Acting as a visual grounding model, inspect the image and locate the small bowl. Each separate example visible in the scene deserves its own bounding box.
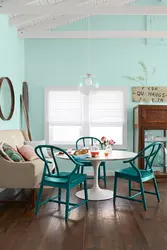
[91,151,100,158]
[104,152,109,157]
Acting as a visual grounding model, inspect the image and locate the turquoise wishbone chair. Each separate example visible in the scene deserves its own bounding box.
[76,136,107,187]
[34,145,88,221]
[113,142,163,210]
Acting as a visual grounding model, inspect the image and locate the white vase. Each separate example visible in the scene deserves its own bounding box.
[104,144,112,154]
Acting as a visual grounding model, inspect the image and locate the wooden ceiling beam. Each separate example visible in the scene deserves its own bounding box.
[9,14,38,26]
[18,15,87,32]
[3,5,167,16]
[8,0,86,26]
[8,0,136,27]
[18,30,167,38]
[1,0,26,8]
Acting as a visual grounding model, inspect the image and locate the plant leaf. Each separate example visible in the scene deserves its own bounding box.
[123,76,137,81]
[138,61,148,74]
[152,67,156,75]
[135,76,145,81]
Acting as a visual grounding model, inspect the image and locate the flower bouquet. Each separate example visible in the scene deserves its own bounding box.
[100,136,115,150]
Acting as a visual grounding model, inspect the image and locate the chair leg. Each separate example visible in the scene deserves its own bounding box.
[98,167,101,180]
[32,189,37,208]
[35,183,44,215]
[65,188,70,221]
[58,188,61,203]
[113,175,118,205]
[77,165,80,174]
[129,180,132,197]
[84,180,88,210]
[103,165,107,187]
[80,166,84,189]
[153,177,160,202]
[81,166,84,174]
[140,181,147,211]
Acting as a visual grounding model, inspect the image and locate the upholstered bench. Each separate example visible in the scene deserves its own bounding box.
[0,130,50,206]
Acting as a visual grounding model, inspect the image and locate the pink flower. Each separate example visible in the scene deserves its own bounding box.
[109,139,115,145]
[101,136,107,142]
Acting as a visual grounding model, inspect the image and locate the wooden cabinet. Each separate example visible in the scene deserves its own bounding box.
[133,105,167,180]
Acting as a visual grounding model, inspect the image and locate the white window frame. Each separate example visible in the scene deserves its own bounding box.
[45,86,128,149]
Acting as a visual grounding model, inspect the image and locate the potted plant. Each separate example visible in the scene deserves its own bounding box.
[123,61,156,103]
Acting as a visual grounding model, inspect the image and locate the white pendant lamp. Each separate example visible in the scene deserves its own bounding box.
[79,14,100,95]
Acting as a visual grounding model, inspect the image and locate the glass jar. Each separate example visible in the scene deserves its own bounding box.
[105,144,112,155]
[90,144,100,157]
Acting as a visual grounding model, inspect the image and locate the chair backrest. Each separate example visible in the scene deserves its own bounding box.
[129,142,163,171]
[35,145,81,180]
[76,136,103,149]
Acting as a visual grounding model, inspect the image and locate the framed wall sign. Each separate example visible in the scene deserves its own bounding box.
[132,86,167,103]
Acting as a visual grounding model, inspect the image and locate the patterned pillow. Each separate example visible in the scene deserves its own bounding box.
[24,140,50,158]
[17,145,38,161]
[0,143,25,162]
[0,143,11,161]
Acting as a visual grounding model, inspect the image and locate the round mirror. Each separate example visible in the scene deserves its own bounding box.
[0,77,15,120]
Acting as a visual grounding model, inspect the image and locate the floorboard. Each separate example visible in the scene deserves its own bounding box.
[0,177,167,250]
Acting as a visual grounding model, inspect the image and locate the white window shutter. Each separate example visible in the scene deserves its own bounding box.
[45,87,127,148]
[89,90,125,125]
[48,90,82,125]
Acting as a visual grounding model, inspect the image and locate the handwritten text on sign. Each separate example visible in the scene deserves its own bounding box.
[132,86,167,102]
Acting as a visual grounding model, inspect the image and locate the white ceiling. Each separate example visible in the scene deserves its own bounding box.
[1,0,167,38]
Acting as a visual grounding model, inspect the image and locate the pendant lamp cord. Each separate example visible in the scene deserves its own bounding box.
[88,14,91,74]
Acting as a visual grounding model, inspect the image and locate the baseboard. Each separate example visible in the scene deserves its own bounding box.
[0,188,5,193]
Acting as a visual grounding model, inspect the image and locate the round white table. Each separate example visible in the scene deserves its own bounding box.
[56,150,136,201]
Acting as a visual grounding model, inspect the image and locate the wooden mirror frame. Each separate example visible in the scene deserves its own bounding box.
[0,77,15,121]
[21,81,32,140]
[22,81,29,113]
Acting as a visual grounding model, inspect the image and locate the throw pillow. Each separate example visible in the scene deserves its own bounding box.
[17,145,39,161]
[0,142,11,161]
[1,142,25,162]
[24,140,50,158]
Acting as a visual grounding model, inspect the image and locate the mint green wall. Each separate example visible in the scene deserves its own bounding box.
[25,38,167,172]
[0,15,25,130]
[23,7,167,172]
[24,14,167,163]
[25,40,166,152]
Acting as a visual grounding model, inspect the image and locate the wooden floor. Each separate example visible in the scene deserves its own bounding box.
[0,177,167,250]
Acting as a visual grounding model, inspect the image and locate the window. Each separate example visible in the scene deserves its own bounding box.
[45,87,127,149]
